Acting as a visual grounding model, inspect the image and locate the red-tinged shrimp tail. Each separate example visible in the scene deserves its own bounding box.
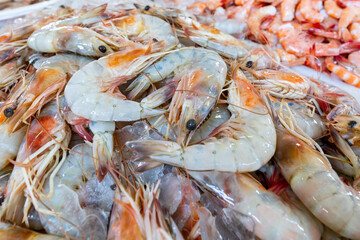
[325,57,360,87]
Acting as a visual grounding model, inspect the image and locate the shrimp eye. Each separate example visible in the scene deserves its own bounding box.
[186,119,196,131]
[98,45,107,53]
[246,61,253,68]
[3,107,14,118]
[144,5,151,11]
[348,120,357,128]
[110,184,116,191]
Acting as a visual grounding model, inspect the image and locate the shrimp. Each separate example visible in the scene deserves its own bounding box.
[0,101,71,225]
[271,101,326,139]
[190,171,323,240]
[248,5,277,44]
[348,50,360,68]
[325,57,360,87]
[172,12,250,58]
[27,5,113,56]
[0,126,26,171]
[91,13,178,51]
[108,182,177,240]
[281,0,300,21]
[127,68,276,172]
[0,58,25,88]
[89,121,115,182]
[338,6,360,40]
[129,48,226,146]
[274,130,360,239]
[350,22,360,40]
[0,54,91,133]
[64,45,170,122]
[0,222,64,240]
[38,143,114,239]
[297,0,325,23]
[324,0,343,19]
[246,69,311,99]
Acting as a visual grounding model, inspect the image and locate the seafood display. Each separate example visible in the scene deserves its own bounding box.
[0,1,359,240]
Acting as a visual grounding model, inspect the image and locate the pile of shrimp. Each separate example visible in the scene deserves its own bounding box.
[0,2,360,240]
[177,0,360,88]
[0,0,45,10]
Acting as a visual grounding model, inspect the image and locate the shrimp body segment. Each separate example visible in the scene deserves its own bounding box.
[274,131,360,239]
[127,69,276,172]
[0,126,26,171]
[28,26,113,56]
[191,171,323,240]
[65,46,168,122]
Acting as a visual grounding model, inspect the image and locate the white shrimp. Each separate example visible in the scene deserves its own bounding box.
[127,47,227,145]
[0,126,26,171]
[27,5,113,56]
[274,130,360,239]
[64,45,170,122]
[191,171,323,240]
[91,13,178,51]
[0,101,71,225]
[127,68,276,172]
[38,143,115,239]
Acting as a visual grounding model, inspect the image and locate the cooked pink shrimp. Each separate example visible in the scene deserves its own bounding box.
[351,22,360,40]
[325,57,360,87]
[348,51,360,68]
[281,0,300,21]
[324,0,343,19]
[297,0,325,23]
[274,130,360,239]
[248,5,277,43]
[338,6,360,39]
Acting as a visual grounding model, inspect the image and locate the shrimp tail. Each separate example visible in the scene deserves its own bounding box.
[340,41,360,54]
[127,140,183,167]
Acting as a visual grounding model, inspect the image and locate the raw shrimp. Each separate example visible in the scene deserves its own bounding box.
[0,54,91,133]
[0,222,64,240]
[172,12,250,58]
[27,5,113,56]
[325,57,360,87]
[64,45,170,122]
[127,68,276,172]
[0,126,26,171]
[248,5,276,44]
[190,171,323,240]
[281,0,300,21]
[271,101,326,139]
[0,58,25,88]
[246,69,311,99]
[90,121,115,182]
[92,13,178,51]
[38,143,114,239]
[127,47,227,145]
[274,130,360,239]
[108,182,176,240]
[0,101,71,225]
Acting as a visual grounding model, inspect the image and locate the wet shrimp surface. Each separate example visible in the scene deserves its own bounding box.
[0,1,359,240]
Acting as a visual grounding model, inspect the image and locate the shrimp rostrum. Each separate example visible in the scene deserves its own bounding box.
[127,67,276,172]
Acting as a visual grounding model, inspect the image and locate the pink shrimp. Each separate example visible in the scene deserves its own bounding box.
[348,51,360,68]
[297,0,325,23]
[325,57,360,87]
[324,0,343,18]
[281,0,300,21]
[248,5,277,43]
[338,6,360,40]
[351,22,360,40]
